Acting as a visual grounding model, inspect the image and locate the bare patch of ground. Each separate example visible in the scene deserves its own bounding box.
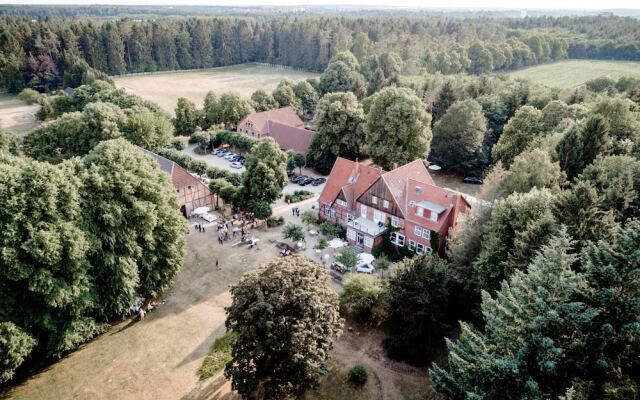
[0,94,40,136]
[113,64,318,114]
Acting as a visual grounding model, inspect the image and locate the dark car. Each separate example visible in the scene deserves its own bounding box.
[311,177,326,186]
[298,177,314,186]
[292,175,309,183]
[463,176,483,185]
[290,175,303,183]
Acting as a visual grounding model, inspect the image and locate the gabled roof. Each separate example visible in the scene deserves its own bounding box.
[319,157,382,207]
[240,106,303,133]
[140,148,207,190]
[380,160,434,218]
[406,178,471,231]
[266,121,315,154]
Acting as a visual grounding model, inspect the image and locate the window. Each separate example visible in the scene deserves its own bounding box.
[416,243,425,254]
[360,204,367,218]
[324,205,331,216]
[416,207,424,217]
[364,236,374,248]
[383,200,389,209]
[330,209,336,218]
[347,213,355,223]
[390,232,405,246]
[408,240,416,251]
[422,229,430,240]
[430,212,438,222]
[371,196,378,205]
[415,186,422,195]
[414,226,422,236]
[391,216,399,227]
[336,199,347,207]
[347,228,356,240]
[373,210,385,223]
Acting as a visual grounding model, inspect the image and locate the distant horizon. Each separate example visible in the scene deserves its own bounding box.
[2,1,640,12]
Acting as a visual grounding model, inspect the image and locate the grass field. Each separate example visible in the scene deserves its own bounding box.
[0,94,40,136]
[505,59,640,89]
[114,64,318,114]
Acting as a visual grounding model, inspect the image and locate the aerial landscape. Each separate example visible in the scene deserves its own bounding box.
[0,1,639,400]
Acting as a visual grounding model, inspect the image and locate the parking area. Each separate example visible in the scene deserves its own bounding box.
[184,144,327,210]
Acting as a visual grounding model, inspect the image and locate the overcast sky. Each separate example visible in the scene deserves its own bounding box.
[3,0,640,10]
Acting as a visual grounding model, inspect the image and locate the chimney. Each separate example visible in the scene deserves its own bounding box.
[392,162,398,170]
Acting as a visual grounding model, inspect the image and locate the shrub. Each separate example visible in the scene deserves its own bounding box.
[171,139,185,150]
[197,331,237,380]
[18,88,40,104]
[340,274,388,325]
[320,221,344,238]
[0,322,37,383]
[267,216,285,227]
[348,364,368,386]
[284,190,314,203]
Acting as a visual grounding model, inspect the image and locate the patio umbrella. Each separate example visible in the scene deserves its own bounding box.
[328,238,346,249]
[192,206,210,215]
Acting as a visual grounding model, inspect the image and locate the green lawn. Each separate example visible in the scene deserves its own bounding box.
[504,60,640,89]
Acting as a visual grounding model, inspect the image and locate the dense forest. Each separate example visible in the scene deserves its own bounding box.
[2,12,640,93]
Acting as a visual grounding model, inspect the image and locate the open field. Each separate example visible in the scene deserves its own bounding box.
[3,203,430,400]
[0,94,40,136]
[504,59,640,89]
[114,64,318,114]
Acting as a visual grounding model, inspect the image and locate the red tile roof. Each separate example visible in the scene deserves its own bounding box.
[380,160,434,218]
[266,121,315,154]
[140,148,210,192]
[405,178,470,231]
[319,157,382,208]
[239,106,303,134]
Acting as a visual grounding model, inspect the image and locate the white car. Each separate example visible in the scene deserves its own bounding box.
[214,149,225,156]
[224,153,237,160]
[356,263,375,274]
[230,161,242,169]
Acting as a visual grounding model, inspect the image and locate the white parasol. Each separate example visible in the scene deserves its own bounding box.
[192,206,210,215]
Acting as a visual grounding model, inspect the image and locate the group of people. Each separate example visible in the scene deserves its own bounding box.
[194,222,206,232]
[292,207,301,217]
[216,216,251,245]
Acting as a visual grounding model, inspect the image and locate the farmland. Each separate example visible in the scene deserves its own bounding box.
[114,64,318,114]
[504,59,640,89]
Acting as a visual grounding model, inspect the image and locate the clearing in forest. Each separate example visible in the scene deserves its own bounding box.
[0,94,41,136]
[113,64,319,114]
[504,59,640,89]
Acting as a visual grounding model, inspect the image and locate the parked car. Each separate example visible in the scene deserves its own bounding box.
[230,155,243,162]
[298,177,314,186]
[311,177,326,186]
[224,153,237,160]
[356,263,375,274]
[290,175,307,183]
[463,176,483,185]
[214,149,226,157]
[230,162,243,169]
[330,261,350,274]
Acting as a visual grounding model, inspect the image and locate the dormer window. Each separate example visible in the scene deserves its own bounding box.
[415,186,422,195]
[416,207,424,217]
[430,212,438,222]
[372,196,378,205]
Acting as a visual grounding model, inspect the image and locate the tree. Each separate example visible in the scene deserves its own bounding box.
[578,155,640,221]
[590,98,640,152]
[432,99,486,171]
[307,92,365,173]
[375,256,391,278]
[0,322,37,383]
[250,89,278,112]
[238,137,288,206]
[335,247,359,271]
[293,80,319,114]
[492,105,542,168]
[339,274,388,324]
[272,81,300,111]
[385,255,459,364]
[224,256,342,399]
[500,148,566,196]
[293,152,305,174]
[318,60,366,98]
[216,92,254,129]
[467,42,493,74]
[283,223,304,244]
[18,88,40,104]
[190,130,211,150]
[431,232,592,399]
[173,97,198,136]
[580,114,611,167]
[123,106,173,149]
[202,91,219,129]
[431,80,457,124]
[365,87,432,170]
[367,67,386,95]
[301,210,318,230]
[474,187,558,292]
[80,139,186,317]
[0,128,20,155]
[556,124,585,180]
